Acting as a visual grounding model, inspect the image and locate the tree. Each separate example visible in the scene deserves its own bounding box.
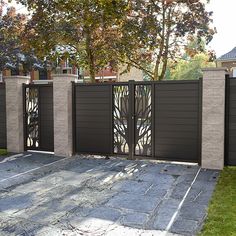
[0,2,29,73]
[19,0,215,82]
[19,0,129,82]
[117,0,215,80]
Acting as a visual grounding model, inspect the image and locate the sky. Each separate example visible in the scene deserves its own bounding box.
[207,0,236,57]
[8,0,236,58]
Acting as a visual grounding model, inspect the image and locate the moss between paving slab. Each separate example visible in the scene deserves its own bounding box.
[0,149,8,156]
[200,167,236,236]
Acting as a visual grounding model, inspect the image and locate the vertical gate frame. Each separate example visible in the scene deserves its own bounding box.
[128,80,135,160]
[110,84,114,156]
[23,84,27,151]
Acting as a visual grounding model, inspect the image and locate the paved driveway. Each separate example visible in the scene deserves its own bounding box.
[0,153,219,236]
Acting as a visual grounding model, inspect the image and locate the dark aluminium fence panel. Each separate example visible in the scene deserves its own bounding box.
[74,83,113,155]
[0,83,6,149]
[154,81,201,163]
[225,77,236,166]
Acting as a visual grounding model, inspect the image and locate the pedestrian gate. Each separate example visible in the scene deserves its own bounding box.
[73,80,201,163]
[23,84,54,152]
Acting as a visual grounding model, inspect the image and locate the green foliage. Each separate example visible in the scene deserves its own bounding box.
[0,149,8,156]
[0,4,26,71]
[0,2,39,73]
[170,53,215,80]
[200,167,236,236]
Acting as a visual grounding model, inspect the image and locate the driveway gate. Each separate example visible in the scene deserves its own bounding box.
[23,83,54,152]
[73,80,201,163]
[0,83,6,149]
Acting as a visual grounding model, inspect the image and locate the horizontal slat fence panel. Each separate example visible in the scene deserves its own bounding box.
[39,86,54,152]
[74,84,112,154]
[226,78,236,165]
[154,81,200,162]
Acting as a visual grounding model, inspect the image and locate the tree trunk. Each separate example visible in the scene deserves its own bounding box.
[85,30,96,83]
[153,3,167,81]
[159,8,172,80]
[153,62,160,81]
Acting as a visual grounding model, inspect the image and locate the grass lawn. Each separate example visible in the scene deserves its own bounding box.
[200,167,236,236]
[0,149,8,156]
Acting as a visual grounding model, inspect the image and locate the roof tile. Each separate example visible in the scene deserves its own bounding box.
[218,47,236,60]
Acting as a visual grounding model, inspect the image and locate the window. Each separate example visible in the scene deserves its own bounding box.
[39,70,48,80]
[11,68,19,76]
[233,68,236,78]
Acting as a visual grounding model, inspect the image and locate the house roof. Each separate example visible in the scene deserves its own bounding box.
[218,47,236,61]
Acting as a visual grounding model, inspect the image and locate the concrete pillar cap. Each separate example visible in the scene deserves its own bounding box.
[4,75,30,80]
[202,67,228,72]
[51,74,78,79]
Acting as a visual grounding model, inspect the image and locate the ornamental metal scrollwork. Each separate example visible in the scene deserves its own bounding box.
[25,87,39,149]
[113,85,129,154]
[135,85,152,156]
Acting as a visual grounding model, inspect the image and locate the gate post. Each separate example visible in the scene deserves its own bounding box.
[52,74,77,157]
[4,76,30,153]
[201,68,227,170]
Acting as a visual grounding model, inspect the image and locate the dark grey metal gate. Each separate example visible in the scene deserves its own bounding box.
[225,77,236,165]
[23,84,54,152]
[73,80,201,163]
[0,83,6,149]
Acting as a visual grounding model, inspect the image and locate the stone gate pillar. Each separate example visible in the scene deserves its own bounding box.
[52,74,77,157]
[202,68,227,170]
[5,76,30,153]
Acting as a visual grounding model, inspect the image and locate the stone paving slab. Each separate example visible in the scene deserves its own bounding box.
[0,153,219,236]
[106,192,162,213]
[120,212,149,228]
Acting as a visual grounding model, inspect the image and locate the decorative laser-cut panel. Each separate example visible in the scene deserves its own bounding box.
[135,85,152,156]
[25,87,39,149]
[113,85,129,154]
